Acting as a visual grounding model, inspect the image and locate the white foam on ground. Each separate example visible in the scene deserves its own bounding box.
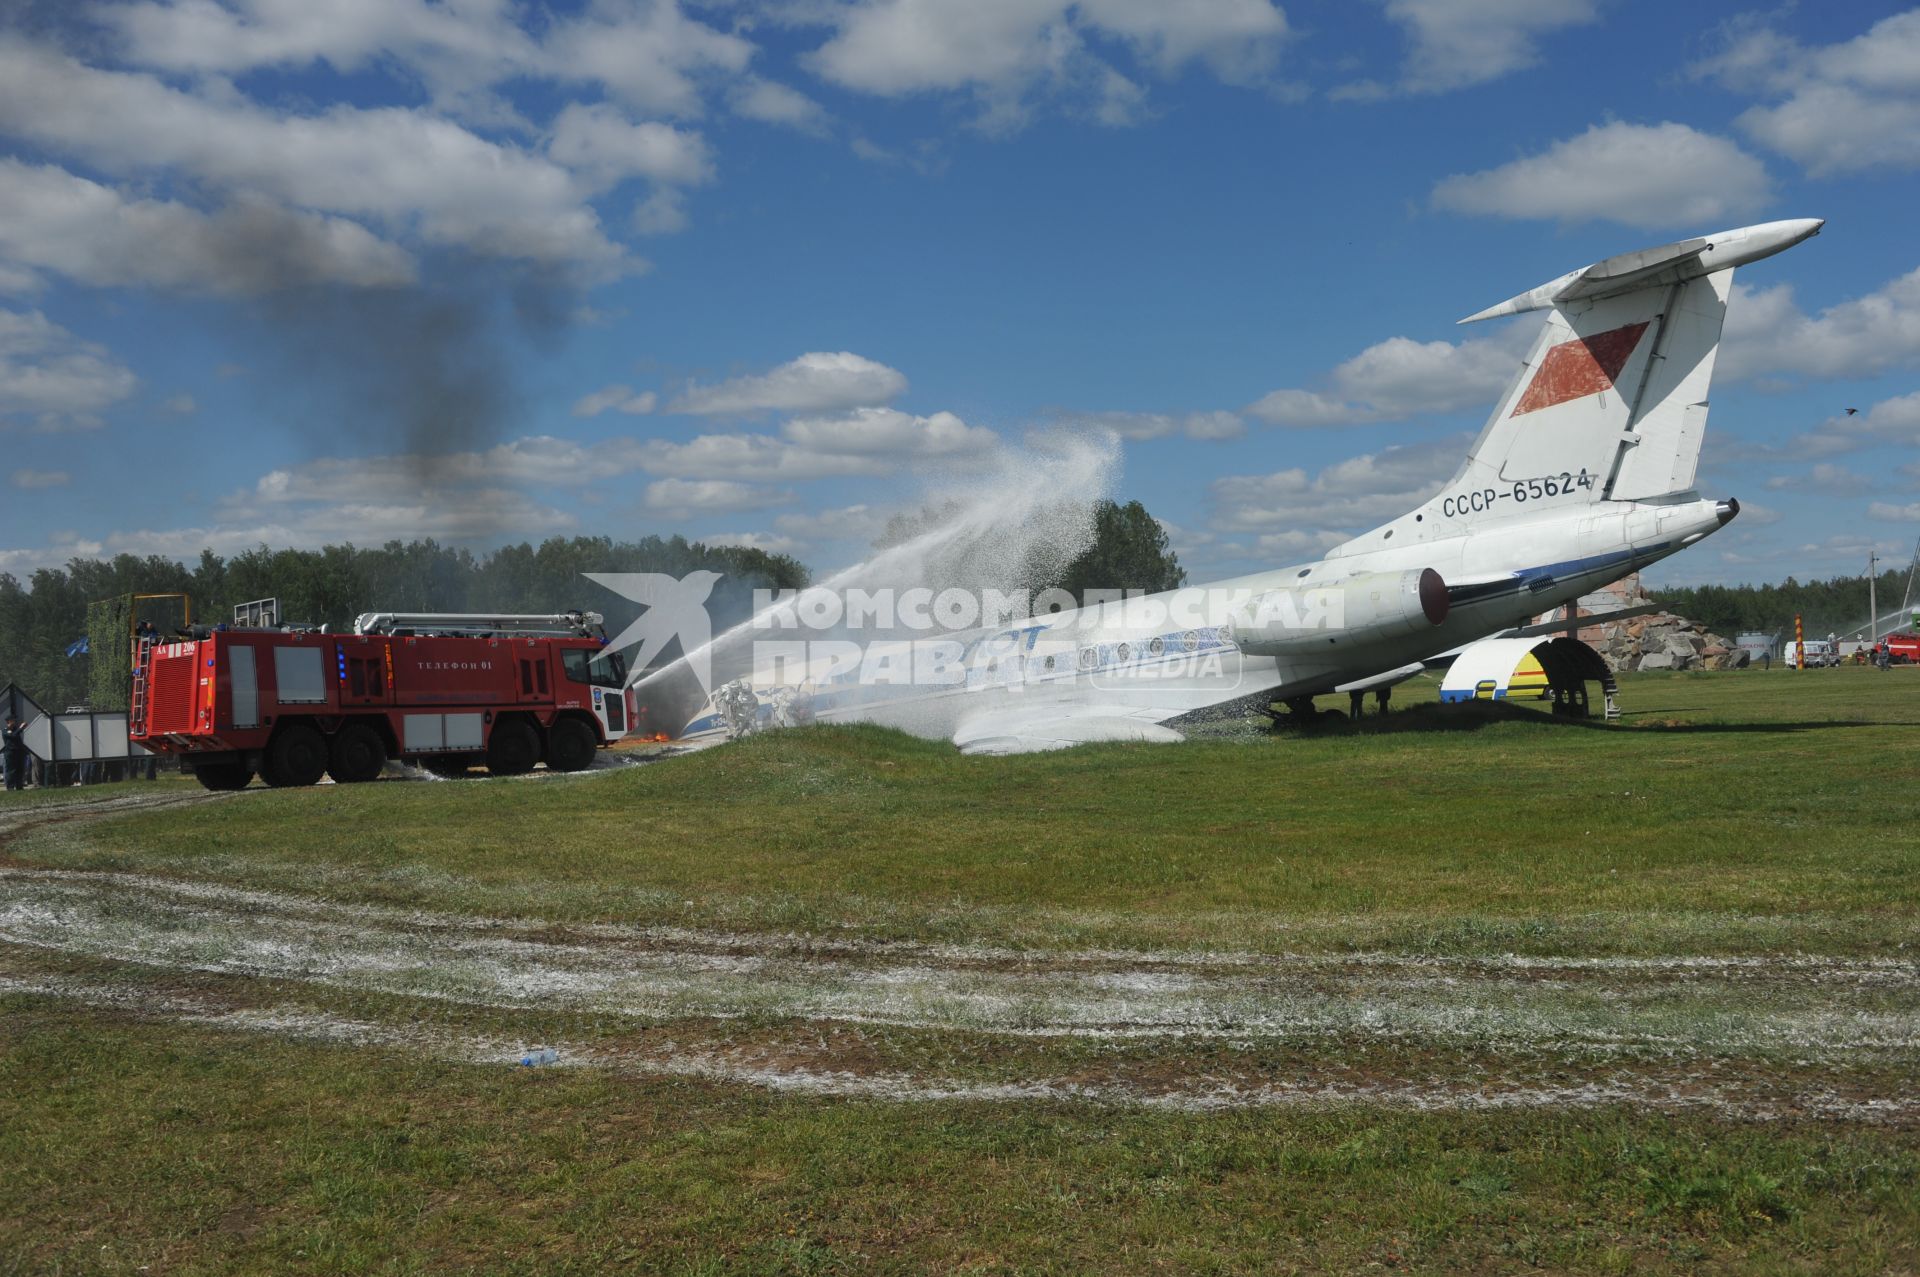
[4,972,1911,1122]
[2,867,1916,1055]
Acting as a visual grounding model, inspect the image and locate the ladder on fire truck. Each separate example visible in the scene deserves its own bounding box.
[351,611,606,638]
[123,592,191,738]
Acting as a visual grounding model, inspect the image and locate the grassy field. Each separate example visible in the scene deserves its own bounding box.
[14,665,1917,954]
[2,666,1917,1273]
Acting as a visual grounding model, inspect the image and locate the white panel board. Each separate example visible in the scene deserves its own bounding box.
[229,645,259,729]
[444,713,484,750]
[274,645,327,704]
[54,716,92,761]
[95,713,130,759]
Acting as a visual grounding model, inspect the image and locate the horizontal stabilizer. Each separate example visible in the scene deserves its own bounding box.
[1503,603,1665,639]
[1334,662,1426,694]
[1459,219,1822,324]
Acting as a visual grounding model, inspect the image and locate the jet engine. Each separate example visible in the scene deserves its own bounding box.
[1225,568,1449,656]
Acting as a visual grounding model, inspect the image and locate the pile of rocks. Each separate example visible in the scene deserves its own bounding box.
[1588,611,1746,672]
[1539,574,1746,672]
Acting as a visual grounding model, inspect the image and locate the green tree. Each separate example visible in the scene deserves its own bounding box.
[1051,499,1186,602]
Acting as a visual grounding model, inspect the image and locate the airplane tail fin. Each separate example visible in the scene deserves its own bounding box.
[1448,219,1821,506]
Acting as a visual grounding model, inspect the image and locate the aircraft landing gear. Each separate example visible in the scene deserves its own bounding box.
[1279,696,1314,724]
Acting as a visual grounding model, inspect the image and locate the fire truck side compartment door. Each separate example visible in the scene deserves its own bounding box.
[404,714,444,751]
[229,645,259,729]
[445,713,484,750]
[274,646,327,705]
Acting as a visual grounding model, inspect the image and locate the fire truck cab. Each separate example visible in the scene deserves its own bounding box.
[131,611,635,790]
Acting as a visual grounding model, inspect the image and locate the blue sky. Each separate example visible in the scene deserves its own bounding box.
[2,0,1917,588]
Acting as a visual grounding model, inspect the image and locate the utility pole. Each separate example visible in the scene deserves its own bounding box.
[1868,551,1878,644]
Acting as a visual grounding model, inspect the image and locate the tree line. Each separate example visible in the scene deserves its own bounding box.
[1653,563,1918,641]
[0,536,808,712]
[2,499,1191,712]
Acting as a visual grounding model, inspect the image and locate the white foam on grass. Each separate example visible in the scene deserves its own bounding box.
[6,866,1912,980]
[3,868,1916,1056]
[5,972,1912,1123]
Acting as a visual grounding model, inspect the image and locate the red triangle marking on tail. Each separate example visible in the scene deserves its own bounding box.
[1510,322,1649,417]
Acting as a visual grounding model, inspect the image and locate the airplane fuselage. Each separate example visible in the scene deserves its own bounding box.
[679,494,1732,746]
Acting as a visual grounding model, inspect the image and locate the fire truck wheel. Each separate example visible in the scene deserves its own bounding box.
[546,717,597,772]
[194,761,254,791]
[262,724,328,788]
[328,723,388,784]
[486,719,539,776]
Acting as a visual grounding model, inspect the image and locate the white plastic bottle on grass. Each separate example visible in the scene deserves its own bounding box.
[520,1047,558,1067]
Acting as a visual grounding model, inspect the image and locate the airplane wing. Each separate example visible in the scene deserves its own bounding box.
[952,704,1185,755]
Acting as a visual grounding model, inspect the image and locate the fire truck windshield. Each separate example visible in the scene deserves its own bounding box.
[563,647,627,688]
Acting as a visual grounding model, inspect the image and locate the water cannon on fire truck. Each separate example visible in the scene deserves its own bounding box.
[130,599,638,790]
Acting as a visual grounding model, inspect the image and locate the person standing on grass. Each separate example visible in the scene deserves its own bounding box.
[3,716,26,791]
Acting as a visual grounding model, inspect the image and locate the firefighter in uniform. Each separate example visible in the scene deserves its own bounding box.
[3,716,27,791]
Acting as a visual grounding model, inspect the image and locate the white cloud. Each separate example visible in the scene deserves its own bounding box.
[729,77,832,134]
[163,394,198,415]
[699,531,801,555]
[781,406,996,456]
[101,0,753,122]
[1696,11,1920,176]
[1,482,584,576]
[631,189,691,237]
[1785,394,1920,459]
[166,493,581,555]
[0,159,417,295]
[99,0,535,93]
[1764,463,1872,497]
[643,403,999,483]
[1210,436,1467,540]
[1050,410,1244,440]
[1738,85,1920,177]
[546,103,713,190]
[0,39,626,272]
[1431,122,1772,230]
[800,0,1287,129]
[1377,0,1597,94]
[0,308,138,430]
[10,468,71,489]
[0,262,43,295]
[1074,0,1291,81]
[572,385,658,417]
[642,478,792,516]
[642,432,893,482]
[1247,322,1531,426]
[245,435,650,505]
[217,391,993,514]
[669,351,909,415]
[773,503,892,545]
[540,2,754,117]
[1249,528,1349,557]
[1869,501,1920,523]
[1721,268,1920,383]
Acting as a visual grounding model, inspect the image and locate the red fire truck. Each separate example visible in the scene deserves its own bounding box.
[131,611,635,790]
